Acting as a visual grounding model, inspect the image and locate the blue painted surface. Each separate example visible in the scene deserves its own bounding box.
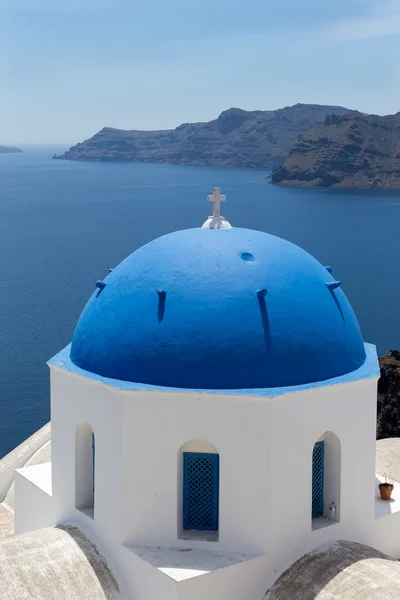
[49,342,379,396]
[183,452,219,532]
[70,227,366,389]
[92,432,95,492]
[312,441,324,518]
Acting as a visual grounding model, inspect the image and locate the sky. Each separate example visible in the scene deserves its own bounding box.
[1,0,400,145]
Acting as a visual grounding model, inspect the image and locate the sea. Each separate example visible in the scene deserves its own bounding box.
[0,146,399,457]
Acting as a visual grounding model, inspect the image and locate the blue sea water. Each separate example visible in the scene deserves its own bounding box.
[0,147,399,457]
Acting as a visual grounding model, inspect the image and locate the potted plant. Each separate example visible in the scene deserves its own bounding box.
[379,465,394,500]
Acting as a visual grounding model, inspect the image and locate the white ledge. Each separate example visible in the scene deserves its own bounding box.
[16,463,52,497]
[125,544,264,582]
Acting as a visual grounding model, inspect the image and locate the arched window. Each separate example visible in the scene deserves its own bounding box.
[75,422,95,518]
[177,439,219,541]
[312,431,341,530]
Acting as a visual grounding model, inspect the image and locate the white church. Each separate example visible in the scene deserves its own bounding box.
[2,188,400,599]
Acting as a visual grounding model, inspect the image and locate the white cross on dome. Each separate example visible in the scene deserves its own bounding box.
[207,187,226,217]
[202,187,232,229]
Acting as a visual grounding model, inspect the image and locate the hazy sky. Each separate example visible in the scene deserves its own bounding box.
[2,0,400,145]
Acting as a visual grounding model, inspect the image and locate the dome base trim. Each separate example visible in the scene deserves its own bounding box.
[49,343,379,398]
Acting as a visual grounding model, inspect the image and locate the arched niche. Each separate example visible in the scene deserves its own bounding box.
[177,439,219,542]
[312,431,341,530]
[75,422,95,518]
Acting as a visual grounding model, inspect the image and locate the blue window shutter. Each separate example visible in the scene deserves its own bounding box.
[183,452,219,531]
[92,433,95,492]
[312,441,324,518]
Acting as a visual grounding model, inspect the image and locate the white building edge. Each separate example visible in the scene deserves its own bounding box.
[1,188,400,599]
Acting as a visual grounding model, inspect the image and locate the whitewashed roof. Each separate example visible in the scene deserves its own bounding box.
[0,524,122,600]
[265,540,400,600]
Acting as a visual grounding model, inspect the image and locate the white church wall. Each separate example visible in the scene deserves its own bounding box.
[120,389,272,553]
[14,464,54,534]
[49,367,124,542]
[47,364,379,566]
[119,545,179,600]
[0,422,51,502]
[270,376,376,532]
[262,374,379,584]
[176,554,270,600]
[372,510,400,557]
[13,362,380,600]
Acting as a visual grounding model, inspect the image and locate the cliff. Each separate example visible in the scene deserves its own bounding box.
[53,104,348,169]
[377,350,400,439]
[271,111,400,188]
[0,146,22,154]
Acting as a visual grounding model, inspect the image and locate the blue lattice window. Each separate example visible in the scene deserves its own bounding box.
[92,432,95,493]
[183,452,219,531]
[312,441,324,518]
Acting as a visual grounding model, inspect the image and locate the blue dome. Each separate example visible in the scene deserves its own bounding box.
[70,227,366,390]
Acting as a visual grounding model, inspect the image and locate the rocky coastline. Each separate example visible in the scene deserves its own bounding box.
[53,103,348,170]
[378,350,400,439]
[271,111,400,189]
[53,105,400,189]
[0,146,22,153]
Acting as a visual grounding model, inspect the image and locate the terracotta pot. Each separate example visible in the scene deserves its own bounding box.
[379,483,394,500]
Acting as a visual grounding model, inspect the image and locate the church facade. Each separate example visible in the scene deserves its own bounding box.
[2,189,400,599]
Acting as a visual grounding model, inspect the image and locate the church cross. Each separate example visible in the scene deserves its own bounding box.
[207,187,226,217]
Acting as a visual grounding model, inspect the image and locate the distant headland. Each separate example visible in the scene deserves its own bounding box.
[0,146,22,154]
[52,103,349,170]
[53,104,400,189]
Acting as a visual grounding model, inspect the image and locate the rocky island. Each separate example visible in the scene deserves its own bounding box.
[377,350,400,439]
[271,111,400,188]
[53,103,348,169]
[0,146,22,153]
